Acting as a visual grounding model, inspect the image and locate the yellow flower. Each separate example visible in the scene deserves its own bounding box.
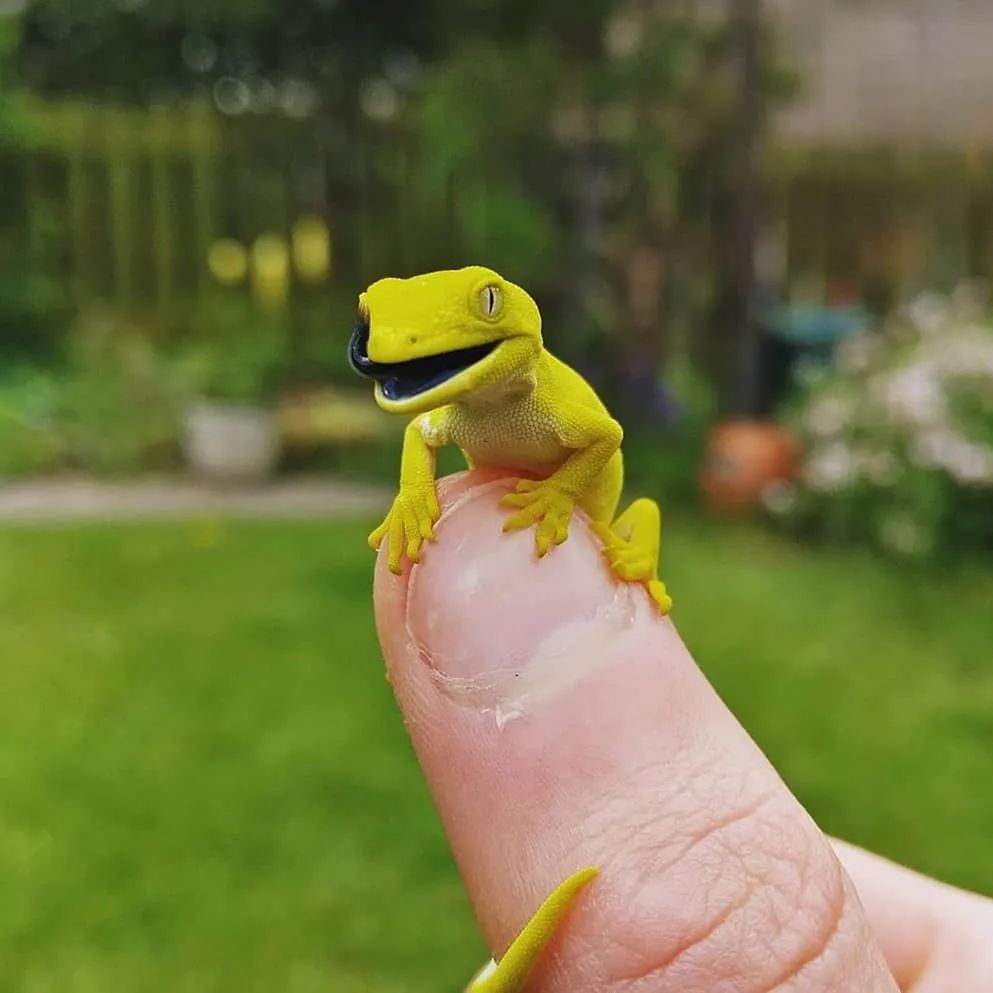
[251,234,290,311]
[207,239,248,285]
[292,215,332,284]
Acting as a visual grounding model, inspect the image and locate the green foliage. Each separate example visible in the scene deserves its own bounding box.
[0,251,70,364]
[180,294,291,405]
[7,0,796,424]
[400,3,792,414]
[18,0,447,102]
[58,315,185,473]
[0,516,989,990]
[622,357,717,506]
[1,18,70,363]
[455,180,558,282]
[290,290,365,387]
[0,312,185,477]
[403,39,564,283]
[0,18,25,143]
[0,366,65,477]
[776,289,993,558]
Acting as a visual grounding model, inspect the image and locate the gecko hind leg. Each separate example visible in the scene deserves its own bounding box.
[593,497,672,615]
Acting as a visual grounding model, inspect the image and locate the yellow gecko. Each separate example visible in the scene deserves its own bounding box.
[350,264,671,614]
[350,265,672,991]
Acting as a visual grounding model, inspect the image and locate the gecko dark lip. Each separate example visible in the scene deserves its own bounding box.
[348,317,500,401]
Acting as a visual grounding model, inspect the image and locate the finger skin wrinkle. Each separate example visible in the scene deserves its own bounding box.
[649,788,781,884]
[542,797,857,993]
[763,882,850,993]
[606,883,755,991]
[586,788,780,985]
[579,752,778,877]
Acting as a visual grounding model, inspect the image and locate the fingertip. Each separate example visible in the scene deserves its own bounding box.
[370,473,895,993]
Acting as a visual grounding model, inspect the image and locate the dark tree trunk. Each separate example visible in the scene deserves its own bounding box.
[729,0,763,416]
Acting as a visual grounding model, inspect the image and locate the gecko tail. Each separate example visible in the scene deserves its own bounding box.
[466,867,599,993]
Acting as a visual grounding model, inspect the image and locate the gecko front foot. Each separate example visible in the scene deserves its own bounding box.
[500,478,575,557]
[369,483,441,574]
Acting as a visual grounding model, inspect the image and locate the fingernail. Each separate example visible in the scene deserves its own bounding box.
[405,481,642,722]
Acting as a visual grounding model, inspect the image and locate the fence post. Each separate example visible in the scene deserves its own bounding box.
[65,112,90,306]
[150,105,175,326]
[191,101,217,299]
[107,107,135,312]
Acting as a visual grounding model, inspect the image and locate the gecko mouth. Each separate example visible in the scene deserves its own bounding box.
[348,317,500,401]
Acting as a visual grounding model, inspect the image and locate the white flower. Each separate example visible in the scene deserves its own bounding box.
[950,279,990,320]
[871,363,947,427]
[604,13,643,58]
[863,450,900,487]
[945,440,993,487]
[910,429,960,470]
[905,292,950,334]
[803,442,858,493]
[878,512,934,558]
[804,395,852,438]
[935,331,993,381]
[836,333,880,375]
[760,480,796,515]
[360,78,401,122]
[910,429,993,486]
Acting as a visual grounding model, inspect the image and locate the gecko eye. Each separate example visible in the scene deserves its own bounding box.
[479,284,503,319]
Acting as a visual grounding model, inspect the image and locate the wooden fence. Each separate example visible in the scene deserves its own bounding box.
[3,97,351,327]
[5,96,993,341]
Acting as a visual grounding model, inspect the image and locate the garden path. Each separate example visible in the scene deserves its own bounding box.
[0,476,390,521]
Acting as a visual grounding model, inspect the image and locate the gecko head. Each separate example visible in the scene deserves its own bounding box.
[349,266,543,415]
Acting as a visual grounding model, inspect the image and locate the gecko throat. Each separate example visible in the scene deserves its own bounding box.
[349,317,500,401]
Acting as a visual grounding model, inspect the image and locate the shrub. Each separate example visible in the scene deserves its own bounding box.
[774,288,993,559]
[0,311,185,478]
[58,313,186,473]
[180,294,291,406]
[0,366,65,477]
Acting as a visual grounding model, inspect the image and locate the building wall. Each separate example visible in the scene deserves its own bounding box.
[768,0,993,145]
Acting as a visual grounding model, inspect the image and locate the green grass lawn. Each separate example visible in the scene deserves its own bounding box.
[0,515,991,992]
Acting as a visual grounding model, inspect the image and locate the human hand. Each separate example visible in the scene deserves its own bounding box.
[373,470,993,992]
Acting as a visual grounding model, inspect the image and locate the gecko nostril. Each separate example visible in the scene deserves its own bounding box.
[409,335,418,345]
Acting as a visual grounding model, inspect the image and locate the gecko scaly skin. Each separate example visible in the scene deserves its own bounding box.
[350,266,671,991]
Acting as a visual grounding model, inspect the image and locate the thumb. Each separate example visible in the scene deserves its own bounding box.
[374,471,898,993]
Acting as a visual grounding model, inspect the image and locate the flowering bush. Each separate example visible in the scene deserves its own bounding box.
[773,288,993,559]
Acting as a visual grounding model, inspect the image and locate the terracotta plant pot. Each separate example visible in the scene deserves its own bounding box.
[183,400,280,483]
[699,420,797,514]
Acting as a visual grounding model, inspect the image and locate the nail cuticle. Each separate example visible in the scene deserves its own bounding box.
[403,478,645,726]
[409,586,638,727]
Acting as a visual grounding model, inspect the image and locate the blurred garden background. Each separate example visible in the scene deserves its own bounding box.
[0,0,992,990]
